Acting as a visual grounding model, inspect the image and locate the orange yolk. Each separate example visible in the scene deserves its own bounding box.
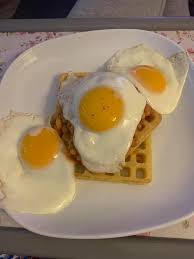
[79,86,124,132]
[20,127,60,169]
[131,65,166,93]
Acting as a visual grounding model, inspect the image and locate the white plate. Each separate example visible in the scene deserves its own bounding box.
[0,29,194,239]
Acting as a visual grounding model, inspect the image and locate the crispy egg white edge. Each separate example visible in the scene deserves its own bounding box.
[106,45,189,114]
[0,112,76,214]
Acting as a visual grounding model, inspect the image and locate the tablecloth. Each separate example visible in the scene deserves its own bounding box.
[0,31,194,239]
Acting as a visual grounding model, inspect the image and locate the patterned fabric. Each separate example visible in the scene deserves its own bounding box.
[0,31,194,239]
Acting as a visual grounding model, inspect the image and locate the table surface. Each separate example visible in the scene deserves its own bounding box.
[0,227,194,259]
[0,18,194,258]
[0,17,194,32]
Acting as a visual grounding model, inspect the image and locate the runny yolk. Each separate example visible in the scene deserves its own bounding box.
[20,127,60,169]
[79,86,124,132]
[131,65,166,93]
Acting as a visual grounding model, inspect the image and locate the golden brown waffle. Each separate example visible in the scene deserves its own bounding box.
[75,136,152,184]
[51,72,161,184]
[129,105,161,155]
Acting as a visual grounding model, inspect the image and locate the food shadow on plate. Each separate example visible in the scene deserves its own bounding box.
[43,74,59,118]
[96,64,106,72]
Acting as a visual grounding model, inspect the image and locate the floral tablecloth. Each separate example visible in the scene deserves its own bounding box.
[0,31,194,239]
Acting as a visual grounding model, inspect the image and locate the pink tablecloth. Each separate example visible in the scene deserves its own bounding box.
[0,31,194,239]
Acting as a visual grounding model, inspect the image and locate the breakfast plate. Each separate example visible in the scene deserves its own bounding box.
[0,29,194,238]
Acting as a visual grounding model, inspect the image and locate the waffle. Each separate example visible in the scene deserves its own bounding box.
[129,105,161,155]
[74,136,152,184]
[51,72,162,184]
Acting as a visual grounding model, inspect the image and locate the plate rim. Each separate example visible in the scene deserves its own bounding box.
[5,209,194,239]
[1,29,193,238]
[0,28,191,88]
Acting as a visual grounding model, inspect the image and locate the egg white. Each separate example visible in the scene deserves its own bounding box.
[58,72,146,173]
[0,112,75,214]
[106,44,189,114]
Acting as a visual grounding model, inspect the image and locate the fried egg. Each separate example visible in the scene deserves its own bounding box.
[58,72,146,173]
[106,45,189,114]
[0,112,75,214]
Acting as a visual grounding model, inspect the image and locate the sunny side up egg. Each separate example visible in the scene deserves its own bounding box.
[0,112,75,214]
[106,45,189,114]
[58,72,146,173]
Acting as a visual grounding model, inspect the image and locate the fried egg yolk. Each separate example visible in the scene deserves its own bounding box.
[20,127,61,168]
[131,65,166,93]
[79,86,124,132]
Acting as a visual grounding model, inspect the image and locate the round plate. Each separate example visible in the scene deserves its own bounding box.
[0,29,194,239]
